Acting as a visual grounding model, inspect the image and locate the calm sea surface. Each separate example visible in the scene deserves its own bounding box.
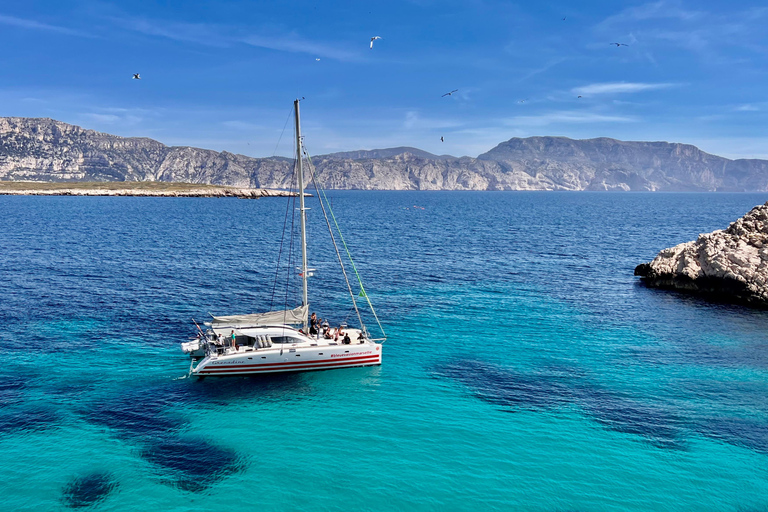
[2,191,768,511]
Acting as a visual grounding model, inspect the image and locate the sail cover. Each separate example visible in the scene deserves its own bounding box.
[211,305,308,328]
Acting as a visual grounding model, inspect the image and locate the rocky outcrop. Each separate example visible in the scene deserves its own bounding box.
[3,117,768,191]
[635,203,768,307]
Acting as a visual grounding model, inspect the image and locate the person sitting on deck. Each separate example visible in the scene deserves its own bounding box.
[324,326,332,339]
[342,333,351,344]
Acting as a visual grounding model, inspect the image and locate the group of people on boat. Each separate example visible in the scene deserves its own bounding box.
[308,312,362,344]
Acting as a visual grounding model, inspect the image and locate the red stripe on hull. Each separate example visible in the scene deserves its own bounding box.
[207,353,378,370]
[196,355,381,375]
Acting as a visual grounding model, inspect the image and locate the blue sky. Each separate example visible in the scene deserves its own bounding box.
[1,0,767,159]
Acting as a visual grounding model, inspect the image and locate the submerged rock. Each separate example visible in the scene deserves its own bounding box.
[635,202,768,307]
[61,471,118,508]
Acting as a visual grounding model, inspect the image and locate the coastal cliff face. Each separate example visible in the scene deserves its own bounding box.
[635,203,768,307]
[2,117,768,191]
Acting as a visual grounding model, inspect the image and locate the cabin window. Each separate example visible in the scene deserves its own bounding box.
[234,335,251,346]
[270,336,303,344]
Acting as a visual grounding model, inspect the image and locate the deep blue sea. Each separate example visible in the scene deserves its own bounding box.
[2,191,768,511]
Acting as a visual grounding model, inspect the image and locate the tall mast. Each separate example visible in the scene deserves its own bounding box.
[294,99,309,333]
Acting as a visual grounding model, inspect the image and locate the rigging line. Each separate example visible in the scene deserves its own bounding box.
[271,105,295,157]
[302,148,364,333]
[305,148,386,339]
[282,156,300,332]
[307,150,374,333]
[269,146,298,310]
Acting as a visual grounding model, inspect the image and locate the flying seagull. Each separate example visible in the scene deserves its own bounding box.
[370,36,382,49]
[316,58,320,61]
[562,16,566,20]
[132,73,141,79]
[442,89,458,97]
[577,95,582,98]
[441,136,444,142]
[611,42,628,47]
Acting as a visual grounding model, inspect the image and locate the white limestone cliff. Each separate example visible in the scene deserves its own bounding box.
[635,202,768,306]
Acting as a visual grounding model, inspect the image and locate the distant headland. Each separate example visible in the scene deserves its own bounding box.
[0,181,295,198]
[3,116,768,191]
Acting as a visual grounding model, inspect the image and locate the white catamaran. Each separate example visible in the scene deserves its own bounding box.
[181,99,385,377]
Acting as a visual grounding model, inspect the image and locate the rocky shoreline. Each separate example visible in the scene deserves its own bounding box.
[635,202,768,308]
[0,186,296,198]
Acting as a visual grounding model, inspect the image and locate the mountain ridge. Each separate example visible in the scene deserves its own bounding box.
[1,116,767,191]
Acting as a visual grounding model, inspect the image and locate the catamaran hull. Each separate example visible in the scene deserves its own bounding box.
[192,344,382,377]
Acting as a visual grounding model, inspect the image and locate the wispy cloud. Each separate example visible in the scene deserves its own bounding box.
[106,12,361,60]
[221,120,265,131]
[595,2,768,61]
[503,111,636,127]
[0,13,90,37]
[78,112,144,127]
[402,110,462,130]
[113,17,229,47]
[573,82,676,95]
[241,33,360,61]
[517,58,566,83]
[599,0,704,27]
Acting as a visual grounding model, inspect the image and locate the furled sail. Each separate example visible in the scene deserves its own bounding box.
[211,305,308,328]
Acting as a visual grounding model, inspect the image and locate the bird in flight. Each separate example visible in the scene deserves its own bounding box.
[577,95,582,98]
[132,73,141,80]
[315,58,320,61]
[441,136,444,142]
[562,16,566,20]
[611,42,628,47]
[442,89,458,97]
[370,36,382,49]
[519,98,528,103]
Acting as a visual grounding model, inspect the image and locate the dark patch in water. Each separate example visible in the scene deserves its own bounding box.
[439,360,576,411]
[61,471,118,508]
[87,397,182,440]
[141,434,245,492]
[0,380,27,408]
[437,359,686,449]
[699,417,768,455]
[81,380,277,491]
[0,407,60,434]
[578,389,685,449]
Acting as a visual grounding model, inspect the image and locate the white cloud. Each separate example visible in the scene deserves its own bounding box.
[0,13,90,37]
[79,112,144,126]
[241,33,360,61]
[572,82,676,95]
[221,120,265,130]
[107,14,360,60]
[402,110,463,130]
[599,1,704,27]
[116,17,229,47]
[503,111,636,127]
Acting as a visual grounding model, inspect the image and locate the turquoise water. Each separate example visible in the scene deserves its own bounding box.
[2,192,768,510]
